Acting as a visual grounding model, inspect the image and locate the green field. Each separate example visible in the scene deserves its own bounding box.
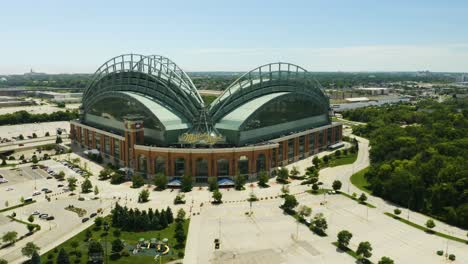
[40,217,190,264]
[350,167,372,194]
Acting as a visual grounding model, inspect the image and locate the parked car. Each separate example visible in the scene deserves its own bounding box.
[6,187,13,191]
[46,176,53,179]
[45,190,53,194]
[39,214,48,219]
[46,216,55,221]
[82,217,89,223]
[57,184,64,188]
[90,213,97,218]
[32,191,41,196]
[41,188,48,192]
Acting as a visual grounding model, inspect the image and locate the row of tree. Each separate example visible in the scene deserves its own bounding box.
[111,203,174,232]
[0,110,78,126]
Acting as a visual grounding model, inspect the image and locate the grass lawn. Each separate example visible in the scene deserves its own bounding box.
[384,212,468,244]
[40,217,190,264]
[328,152,358,167]
[350,167,372,194]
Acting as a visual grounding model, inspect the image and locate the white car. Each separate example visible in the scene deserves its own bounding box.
[0,178,8,183]
[6,187,13,191]
[31,211,40,216]
[32,191,41,196]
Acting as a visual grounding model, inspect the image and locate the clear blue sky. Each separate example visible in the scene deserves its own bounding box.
[1,0,467,74]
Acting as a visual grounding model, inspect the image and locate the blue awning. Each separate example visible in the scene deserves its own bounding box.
[218,178,235,186]
[167,179,182,187]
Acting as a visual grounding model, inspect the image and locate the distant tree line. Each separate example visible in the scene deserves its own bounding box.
[344,98,468,228]
[111,203,174,232]
[0,110,78,125]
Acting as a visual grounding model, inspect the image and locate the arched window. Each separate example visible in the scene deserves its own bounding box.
[155,156,166,175]
[174,157,185,177]
[138,155,147,173]
[238,156,249,175]
[195,158,208,177]
[217,159,229,177]
[256,154,266,172]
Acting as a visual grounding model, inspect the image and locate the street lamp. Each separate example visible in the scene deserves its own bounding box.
[103,222,109,264]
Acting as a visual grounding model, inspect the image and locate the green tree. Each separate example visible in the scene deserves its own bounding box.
[131,174,145,188]
[297,205,312,220]
[32,133,37,138]
[111,239,124,253]
[153,173,167,190]
[57,248,70,264]
[27,224,35,233]
[356,241,373,261]
[18,134,24,140]
[208,177,218,192]
[233,174,246,190]
[290,166,300,178]
[311,213,328,235]
[55,136,62,144]
[57,171,65,181]
[312,183,319,193]
[358,193,367,203]
[138,189,150,203]
[258,171,269,187]
[0,259,7,264]
[70,241,79,253]
[45,132,50,136]
[312,156,320,168]
[332,180,342,191]
[323,155,330,165]
[378,256,394,264]
[94,186,99,196]
[174,221,186,247]
[21,242,40,258]
[98,168,113,180]
[181,174,193,192]
[394,208,401,216]
[2,231,18,245]
[276,167,289,183]
[31,251,40,264]
[280,184,290,197]
[88,240,104,256]
[281,194,298,214]
[212,189,222,204]
[67,177,77,192]
[94,217,104,228]
[176,208,186,222]
[81,177,93,193]
[28,215,34,223]
[337,230,352,249]
[425,219,436,231]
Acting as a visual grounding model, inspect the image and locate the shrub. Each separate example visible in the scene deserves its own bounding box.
[436,250,443,256]
[394,208,402,215]
[448,254,455,261]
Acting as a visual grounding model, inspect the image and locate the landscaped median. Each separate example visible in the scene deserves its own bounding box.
[0,200,36,213]
[383,212,468,244]
[331,242,374,264]
[350,167,372,194]
[339,191,376,208]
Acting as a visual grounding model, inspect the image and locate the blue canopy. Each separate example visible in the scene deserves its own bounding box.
[167,179,182,187]
[218,178,235,186]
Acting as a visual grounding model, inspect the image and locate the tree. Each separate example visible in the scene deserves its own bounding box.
[165,207,174,224]
[233,174,246,190]
[174,193,186,204]
[312,183,319,193]
[70,241,79,253]
[138,189,150,203]
[311,213,328,235]
[358,193,367,203]
[208,177,218,192]
[378,256,394,264]
[258,171,269,187]
[337,230,352,249]
[94,186,99,196]
[297,205,312,220]
[323,155,330,164]
[290,166,300,178]
[332,180,342,192]
[31,155,38,164]
[0,259,7,264]
[81,177,93,193]
[2,231,17,245]
[32,133,37,138]
[57,248,70,264]
[98,168,113,180]
[176,208,186,222]
[57,171,65,180]
[153,173,167,190]
[88,239,104,255]
[94,217,104,228]
[312,156,320,168]
[55,136,62,144]
[356,241,373,262]
[45,132,50,136]
[27,224,35,233]
[276,167,289,183]
[131,174,145,188]
[212,189,222,204]
[181,174,193,192]
[280,185,290,197]
[31,251,40,264]
[19,134,24,140]
[174,221,186,247]
[110,172,125,184]
[21,242,40,258]
[111,239,124,253]
[425,219,436,231]
[28,215,34,223]
[67,177,77,192]
[394,208,402,216]
[281,194,298,214]
[334,149,342,157]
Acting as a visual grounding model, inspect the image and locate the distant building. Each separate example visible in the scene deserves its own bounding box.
[0,77,7,82]
[345,97,370,103]
[457,74,468,83]
[33,91,82,103]
[357,87,389,96]
[24,69,46,76]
